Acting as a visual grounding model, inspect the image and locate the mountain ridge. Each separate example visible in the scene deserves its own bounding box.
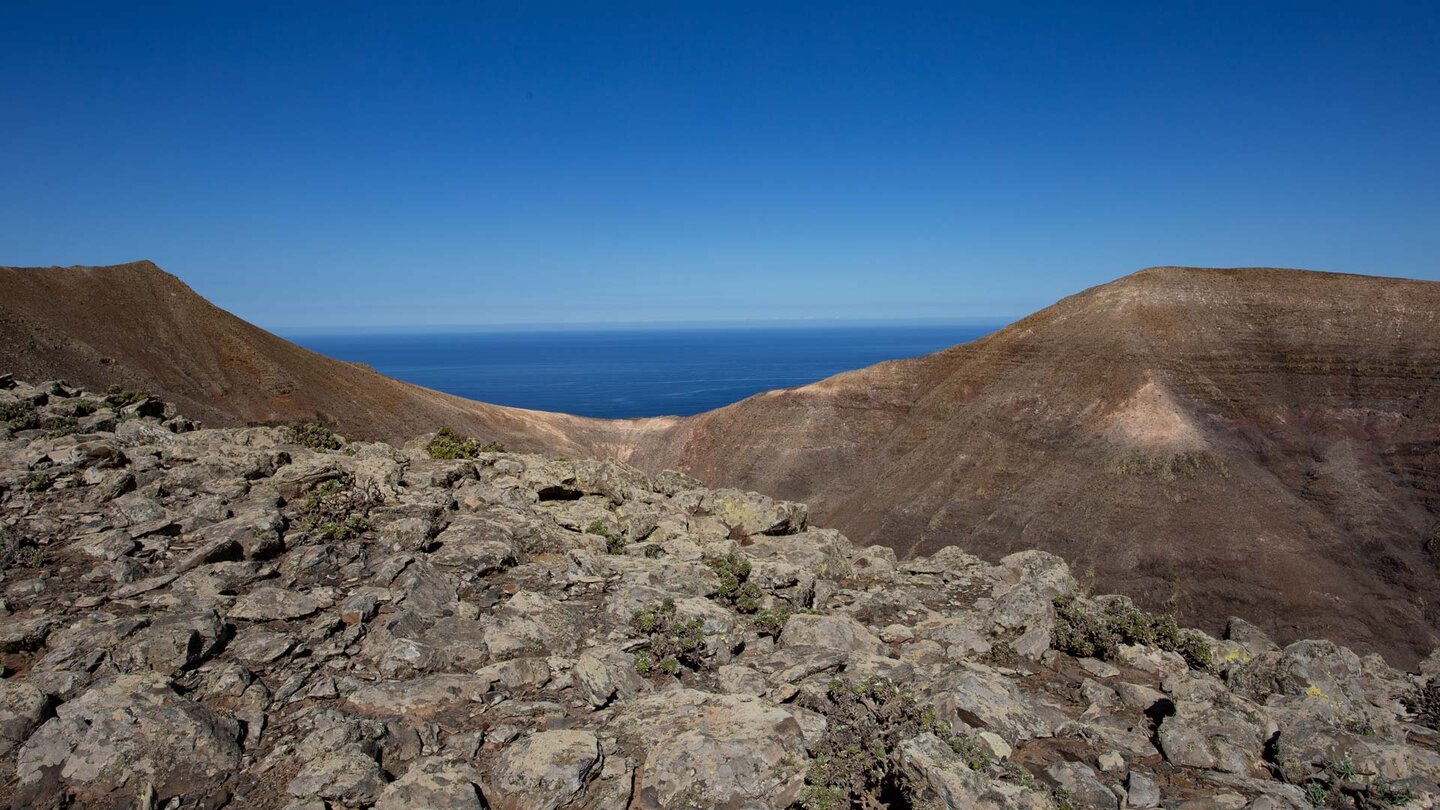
[623,264,1440,664]
[5,375,1440,807]
[3,260,1438,664]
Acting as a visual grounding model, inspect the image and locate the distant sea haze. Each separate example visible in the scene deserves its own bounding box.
[285,324,998,419]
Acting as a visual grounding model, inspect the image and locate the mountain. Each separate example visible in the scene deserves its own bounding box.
[4,377,1439,808]
[627,267,1440,665]
[0,261,661,456]
[5,261,1439,665]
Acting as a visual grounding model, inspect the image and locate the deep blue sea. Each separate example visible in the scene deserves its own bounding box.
[284,324,997,419]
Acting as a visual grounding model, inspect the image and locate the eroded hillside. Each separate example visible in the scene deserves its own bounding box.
[3,378,1440,809]
[628,268,1440,666]
[5,262,1439,667]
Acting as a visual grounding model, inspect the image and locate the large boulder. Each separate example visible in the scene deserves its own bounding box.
[1158,674,1276,774]
[288,748,388,806]
[611,689,808,809]
[696,489,807,536]
[780,613,887,657]
[929,662,1067,745]
[0,680,51,756]
[14,673,242,807]
[895,733,1055,809]
[376,759,485,810]
[482,729,602,810]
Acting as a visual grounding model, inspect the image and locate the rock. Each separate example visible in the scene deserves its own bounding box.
[716,663,769,696]
[1126,771,1161,808]
[1046,761,1120,808]
[125,609,226,673]
[1078,657,1121,678]
[611,689,807,809]
[1158,675,1276,774]
[484,590,580,659]
[378,515,437,551]
[271,457,344,499]
[1093,751,1124,775]
[65,440,128,469]
[779,613,886,656]
[482,729,601,810]
[288,748,388,805]
[573,645,648,707]
[896,733,1050,808]
[192,506,285,560]
[376,759,484,810]
[14,673,241,807]
[1113,681,1167,711]
[75,529,138,560]
[697,488,807,536]
[930,662,1066,745]
[228,627,297,666]
[339,592,380,624]
[0,615,53,653]
[1,377,1437,810]
[0,680,51,756]
[346,676,486,720]
[1225,616,1280,655]
[230,586,321,621]
[91,470,137,502]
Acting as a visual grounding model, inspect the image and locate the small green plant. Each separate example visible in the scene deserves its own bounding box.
[1304,782,1330,807]
[1052,596,1214,671]
[707,551,763,613]
[103,386,150,409]
[799,677,956,808]
[313,515,370,542]
[1370,776,1416,807]
[0,400,38,430]
[426,426,504,460]
[287,422,343,451]
[946,734,993,771]
[630,597,708,676]
[297,478,378,542]
[586,519,629,554]
[0,524,47,568]
[633,650,654,674]
[1403,679,1440,730]
[754,606,792,638]
[18,470,52,492]
[40,416,80,438]
[1327,754,1357,780]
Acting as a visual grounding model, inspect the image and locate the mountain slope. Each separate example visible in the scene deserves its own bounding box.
[628,267,1440,665]
[0,261,669,455]
[5,261,1439,664]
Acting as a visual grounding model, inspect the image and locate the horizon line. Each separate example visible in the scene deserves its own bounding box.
[268,314,1015,336]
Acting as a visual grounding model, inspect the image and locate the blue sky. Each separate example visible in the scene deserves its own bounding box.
[3,2,1438,329]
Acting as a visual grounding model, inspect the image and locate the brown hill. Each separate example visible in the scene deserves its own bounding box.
[5,261,1439,664]
[628,267,1440,665]
[0,261,663,456]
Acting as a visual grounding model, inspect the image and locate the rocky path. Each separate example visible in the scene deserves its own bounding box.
[1,375,1438,808]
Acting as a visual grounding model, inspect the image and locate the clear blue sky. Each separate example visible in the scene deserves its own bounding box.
[3,2,1438,329]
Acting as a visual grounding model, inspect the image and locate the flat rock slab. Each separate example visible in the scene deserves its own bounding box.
[229,586,320,621]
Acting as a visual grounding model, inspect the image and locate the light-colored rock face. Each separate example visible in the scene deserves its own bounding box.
[13,672,241,807]
[613,689,808,809]
[483,729,601,810]
[0,377,1438,809]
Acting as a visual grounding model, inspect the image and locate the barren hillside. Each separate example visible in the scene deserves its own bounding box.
[629,267,1440,665]
[5,261,1439,665]
[0,261,668,457]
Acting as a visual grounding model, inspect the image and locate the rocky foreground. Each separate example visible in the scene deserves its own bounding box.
[1,377,1439,809]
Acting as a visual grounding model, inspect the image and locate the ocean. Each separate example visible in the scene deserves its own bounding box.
[283,324,998,419]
